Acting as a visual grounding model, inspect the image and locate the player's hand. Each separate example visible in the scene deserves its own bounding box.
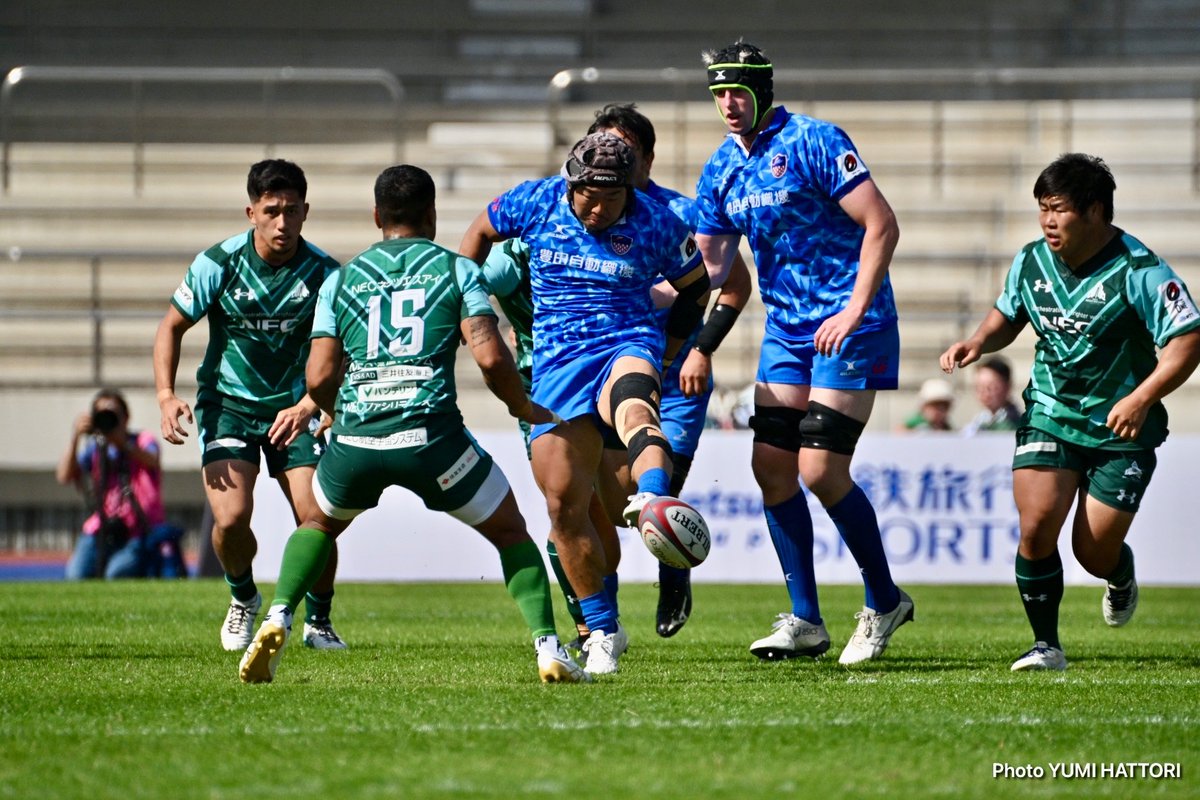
[813,308,863,357]
[939,341,980,374]
[513,398,561,426]
[158,393,193,445]
[314,411,334,441]
[1106,394,1150,442]
[679,349,712,398]
[268,403,316,450]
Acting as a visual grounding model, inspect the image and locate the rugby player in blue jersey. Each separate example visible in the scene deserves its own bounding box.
[693,41,913,665]
[587,103,753,638]
[460,132,711,675]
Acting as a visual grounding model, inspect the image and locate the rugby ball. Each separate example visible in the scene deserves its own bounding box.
[638,496,711,569]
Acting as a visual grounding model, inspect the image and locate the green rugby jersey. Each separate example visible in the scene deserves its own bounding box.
[312,237,497,439]
[996,230,1200,449]
[171,230,340,417]
[479,238,533,378]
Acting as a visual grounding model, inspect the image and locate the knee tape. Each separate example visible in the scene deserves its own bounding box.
[627,425,672,466]
[749,404,807,452]
[798,401,866,455]
[609,372,661,439]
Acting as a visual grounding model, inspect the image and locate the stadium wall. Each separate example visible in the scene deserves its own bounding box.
[250,431,1199,586]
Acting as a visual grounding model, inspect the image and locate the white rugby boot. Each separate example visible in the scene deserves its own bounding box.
[749,613,830,660]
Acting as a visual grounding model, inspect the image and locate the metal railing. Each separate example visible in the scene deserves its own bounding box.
[546,65,1200,193]
[1,66,406,194]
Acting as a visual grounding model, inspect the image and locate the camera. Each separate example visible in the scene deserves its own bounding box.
[92,409,120,435]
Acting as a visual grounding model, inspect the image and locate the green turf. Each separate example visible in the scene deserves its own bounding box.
[0,581,1195,799]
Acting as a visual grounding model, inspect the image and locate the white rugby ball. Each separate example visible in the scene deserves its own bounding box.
[638,496,711,569]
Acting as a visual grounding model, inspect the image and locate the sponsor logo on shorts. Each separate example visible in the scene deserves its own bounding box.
[1015,441,1057,456]
[337,429,427,450]
[205,437,247,452]
[438,445,480,490]
[840,360,862,376]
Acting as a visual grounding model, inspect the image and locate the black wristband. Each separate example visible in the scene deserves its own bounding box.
[693,303,741,356]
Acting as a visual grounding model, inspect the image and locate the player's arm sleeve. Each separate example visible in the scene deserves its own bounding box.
[1127,262,1200,347]
[456,257,501,321]
[485,180,541,242]
[479,239,526,298]
[994,250,1028,324]
[170,251,225,322]
[310,270,343,339]
[693,165,739,236]
[806,122,871,201]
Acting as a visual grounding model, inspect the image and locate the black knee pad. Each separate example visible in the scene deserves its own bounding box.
[669,452,693,496]
[609,372,661,441]
[798,401,865,455]
[627,425,672,467]
[749,404,807,452]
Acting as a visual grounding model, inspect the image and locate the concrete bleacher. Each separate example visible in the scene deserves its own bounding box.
[4,95,1200,473]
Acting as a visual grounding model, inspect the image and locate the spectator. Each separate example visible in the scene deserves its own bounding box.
[962,356,1022,435]
[57,388,166,579]
[900,378,956,432]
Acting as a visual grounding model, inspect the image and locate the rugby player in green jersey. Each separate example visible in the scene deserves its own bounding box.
[940,154,1200,671]
[153,160,346,653]
[239,165,588,684]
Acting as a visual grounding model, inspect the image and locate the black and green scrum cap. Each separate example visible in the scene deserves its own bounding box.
[704,42,774,129]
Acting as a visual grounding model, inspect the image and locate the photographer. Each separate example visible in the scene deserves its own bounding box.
[57,388,167,579]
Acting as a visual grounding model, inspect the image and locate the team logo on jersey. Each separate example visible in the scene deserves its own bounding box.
[837,151,866,181]
[1123,461,1144,481]
[1083,283,1107,303]
[770,153,788,178]
[1158,279,1199,327]
[610,234,633,256]
[288,282,311,303]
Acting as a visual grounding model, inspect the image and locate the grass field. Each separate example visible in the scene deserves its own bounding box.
[0,580,1195,799]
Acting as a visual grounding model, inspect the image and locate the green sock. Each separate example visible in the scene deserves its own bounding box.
[1015,552,1064,649]
[305,590,334,624]
[270,528,334,613]
[1105,544,1135,586]
[546,540,586,628]
[225,568,258,604]
[499,540,556,639]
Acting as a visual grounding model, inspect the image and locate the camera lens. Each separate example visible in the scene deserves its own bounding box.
[92,409,119,433]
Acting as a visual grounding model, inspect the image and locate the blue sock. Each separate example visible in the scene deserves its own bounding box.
[827,483,899,613]
[579,590,619,636]
[636,467,670,497]
[764,491,821,623]
[602,572,620,618]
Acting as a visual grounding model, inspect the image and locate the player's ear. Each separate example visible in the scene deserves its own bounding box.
[373,207,383,230]
[245,204,254,221]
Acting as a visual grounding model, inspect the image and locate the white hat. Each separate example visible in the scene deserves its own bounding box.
[919,378,954,405]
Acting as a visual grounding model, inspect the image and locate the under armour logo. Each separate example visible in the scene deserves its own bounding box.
[1021,593,1049,602]
[714,70,726,81]
[232,288,256,301]
[1117,489,1137,503]
[1032,280,1052,293]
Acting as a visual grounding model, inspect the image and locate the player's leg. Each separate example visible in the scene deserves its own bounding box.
[276,462,345,649]
[531,419,624,674]
[596,355,674,525]
[1009,459,1080,671]
[462,471,588,684]
[1072,449,1155,628]
[748,381,829,659]
[203,458,263,651]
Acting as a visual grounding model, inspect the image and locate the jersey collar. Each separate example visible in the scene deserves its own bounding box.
[727,104,788,156]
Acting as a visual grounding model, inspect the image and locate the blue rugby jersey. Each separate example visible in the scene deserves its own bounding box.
[694,105,897,342]
[487,176,702,366]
